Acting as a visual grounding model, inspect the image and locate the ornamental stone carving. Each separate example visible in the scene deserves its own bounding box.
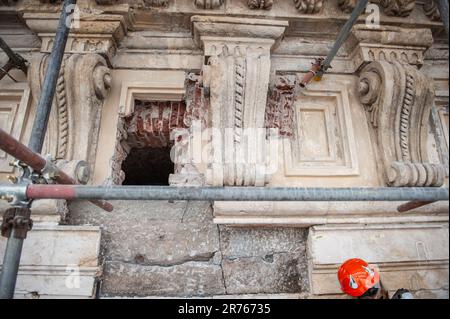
[29,53,111,166]
[380,0,415,17]
[194,0,224,9]
[293,0,324,13]
[359,61,446,187]
[423,1,440,21]
[339,0,415,17]
[248,0,274,10]
[192,16,288,186]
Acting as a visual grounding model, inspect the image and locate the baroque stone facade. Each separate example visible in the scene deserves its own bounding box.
[0,0,448,299]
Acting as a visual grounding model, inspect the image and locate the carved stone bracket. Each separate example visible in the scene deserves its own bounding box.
[359,60,445,187]
[192,16,288,186]
[29,53,111,168]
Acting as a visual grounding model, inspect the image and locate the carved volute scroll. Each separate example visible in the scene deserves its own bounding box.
[359,61,445,187]
[29,53,111,166]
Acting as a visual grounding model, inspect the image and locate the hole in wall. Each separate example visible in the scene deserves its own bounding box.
[121,147,174,185]
[115,100,187,186]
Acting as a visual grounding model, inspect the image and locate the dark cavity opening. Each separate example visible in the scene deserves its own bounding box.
[121,147,173,185]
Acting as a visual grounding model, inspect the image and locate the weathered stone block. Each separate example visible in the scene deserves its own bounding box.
[219,227,307,258]
[219,227,309,294]
[222,253,306,294]
[101,260,225,297]
[69,201,219,265]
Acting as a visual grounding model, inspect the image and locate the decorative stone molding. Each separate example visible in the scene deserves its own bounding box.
[265,76,296,138]
[21,5,128,63]
[284,75,359,177]
[293,0,324,14]
[29,53,111,166]
[248,0,274,10]
[380,0,415,17]
[339,0,415,17]
[349,25,433,69]
[192,16,288,186]
[338,0,357,13]
[359,60,446,187]
[423,1,440,21]
[194,0,224,9]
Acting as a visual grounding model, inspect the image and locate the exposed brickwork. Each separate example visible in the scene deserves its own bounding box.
[125,100,187,149]
[265,76,296,138]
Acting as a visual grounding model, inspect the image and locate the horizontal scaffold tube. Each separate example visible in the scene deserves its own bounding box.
[0,184,447,203]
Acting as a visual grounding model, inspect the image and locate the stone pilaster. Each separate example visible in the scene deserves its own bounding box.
[192,16,288,186]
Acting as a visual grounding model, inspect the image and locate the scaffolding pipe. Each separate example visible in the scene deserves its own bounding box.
[0,184,446,203]
[28,0,77,153]
[434,0,449,36]
[0,128,113,212]
[0,0,77,299]
[0,37,28,81]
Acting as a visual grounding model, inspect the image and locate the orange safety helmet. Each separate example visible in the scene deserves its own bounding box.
[338,258,380,297]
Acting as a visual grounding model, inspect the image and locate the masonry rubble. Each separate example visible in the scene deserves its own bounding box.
[0,0,448,299]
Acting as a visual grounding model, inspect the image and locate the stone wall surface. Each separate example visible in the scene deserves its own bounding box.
[68,200,309,297]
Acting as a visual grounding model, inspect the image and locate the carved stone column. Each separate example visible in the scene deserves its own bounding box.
[192,16,287,186]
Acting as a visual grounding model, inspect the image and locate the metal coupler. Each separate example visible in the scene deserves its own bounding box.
[1,207,33,239]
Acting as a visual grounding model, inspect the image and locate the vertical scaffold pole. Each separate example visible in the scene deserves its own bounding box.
[0,0,77,299]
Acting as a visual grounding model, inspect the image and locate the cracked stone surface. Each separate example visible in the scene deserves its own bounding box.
[68,201,309,297]
[219,227,309,294]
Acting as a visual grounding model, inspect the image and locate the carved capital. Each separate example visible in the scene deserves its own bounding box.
[29,53,111,167]
[20,4,128,62]
[359,61,445,187]
[350,25,433,69]
[293,0,324,14]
